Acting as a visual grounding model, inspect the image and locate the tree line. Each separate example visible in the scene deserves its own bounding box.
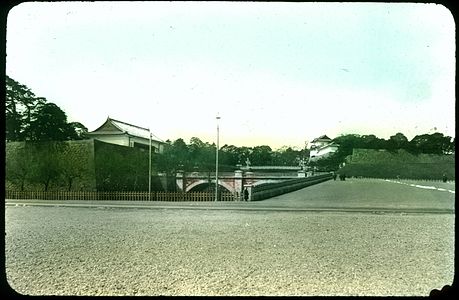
[6,75,88,142]
[311,132,455,171]
[155,137,308,174]
[6,75,455,176]
[156,130,455,174]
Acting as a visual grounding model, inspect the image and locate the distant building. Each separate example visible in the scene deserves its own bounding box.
[87,117,165,153]
[309,135,339,161]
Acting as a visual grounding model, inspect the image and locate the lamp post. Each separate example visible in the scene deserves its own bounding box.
[149,131,152,201]
[215,114,220,201]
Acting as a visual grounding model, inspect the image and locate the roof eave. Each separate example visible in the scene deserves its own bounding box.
[87,131,127,136]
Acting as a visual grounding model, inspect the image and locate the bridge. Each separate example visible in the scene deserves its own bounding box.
[176,166,331,201]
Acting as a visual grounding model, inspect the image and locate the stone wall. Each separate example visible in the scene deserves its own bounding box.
[347,148,454,164]
[5,139,168,192]
[5,140,96,191]
[340,149,455,180]
[94,139,162,191]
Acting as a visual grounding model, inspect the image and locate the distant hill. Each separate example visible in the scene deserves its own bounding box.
[338,148,455,180]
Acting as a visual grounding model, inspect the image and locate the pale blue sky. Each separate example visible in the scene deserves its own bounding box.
[6,2,455,149]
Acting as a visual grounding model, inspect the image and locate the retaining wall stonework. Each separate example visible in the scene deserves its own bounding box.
[5,140,96,191]
[341,149,455,180]
[5,140,167,192]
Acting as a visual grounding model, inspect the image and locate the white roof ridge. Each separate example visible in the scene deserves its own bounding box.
[108,118,164,142]
[109,117,149,131]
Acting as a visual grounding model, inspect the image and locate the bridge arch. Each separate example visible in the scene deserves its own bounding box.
[186,180,233,193]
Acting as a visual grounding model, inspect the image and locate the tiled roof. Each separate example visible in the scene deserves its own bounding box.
[111,118,164,142]
[90,117,164,142]
[312,135,331,142]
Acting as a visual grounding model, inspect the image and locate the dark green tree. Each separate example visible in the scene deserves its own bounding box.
[409,133,454,154]
[171,138,191,169]
[272,146,301,165]
[220,144,241,166]
[332,134,360,158]
[6,75,88,142]
[5,76,46,141]
[27,103,79,141]
[449,138,455,154]
[67,122,89,140]
[387,132,409,150]
[360,134,387,149]
[156,138,191,173]
[189,137,216,171]
[249,145,273,165]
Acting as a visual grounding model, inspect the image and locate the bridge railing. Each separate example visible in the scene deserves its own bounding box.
[5,190,235,202]
[248,173,333,201]
[244,172,300,178]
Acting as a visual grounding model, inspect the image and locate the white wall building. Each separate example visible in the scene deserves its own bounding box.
[309,135,339,161]
[87,117,165,153]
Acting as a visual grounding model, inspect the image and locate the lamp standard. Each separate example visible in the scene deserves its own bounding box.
[149,131,152,201]
[215,114,220,201]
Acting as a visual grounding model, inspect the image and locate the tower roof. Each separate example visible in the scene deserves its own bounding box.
[311,135,331,143]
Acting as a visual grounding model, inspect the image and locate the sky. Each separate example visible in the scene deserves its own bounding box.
[6,1,456,150]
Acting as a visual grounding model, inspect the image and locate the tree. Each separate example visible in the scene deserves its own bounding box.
[189,137,216,171]
[5,76,46,141]
[157,138,190,172]
[387,133,409,150]
[189,137,207,149]
[273,146,301,166]
[27,103,68,141]
[409,133,454,154]
[250,145,273,165]
[6,75,88,142]
[332,134,360,158]
[220,144,240,166]
[360,134,386,149]
[309,134,374,171]
[448,138,455,154]
[67,122,89,140]
[220,144,252,167]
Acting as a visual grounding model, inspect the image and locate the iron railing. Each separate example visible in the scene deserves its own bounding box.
[5,190,235,201]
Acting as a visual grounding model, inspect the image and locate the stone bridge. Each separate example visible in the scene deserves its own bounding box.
[176,166,323,201]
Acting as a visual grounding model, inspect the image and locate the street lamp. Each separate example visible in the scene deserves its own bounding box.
[215,114,220,201]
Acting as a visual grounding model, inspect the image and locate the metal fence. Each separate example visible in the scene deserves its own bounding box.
[5,190,235,202]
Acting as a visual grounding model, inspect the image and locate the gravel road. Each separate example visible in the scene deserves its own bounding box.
[5,205,454,296]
